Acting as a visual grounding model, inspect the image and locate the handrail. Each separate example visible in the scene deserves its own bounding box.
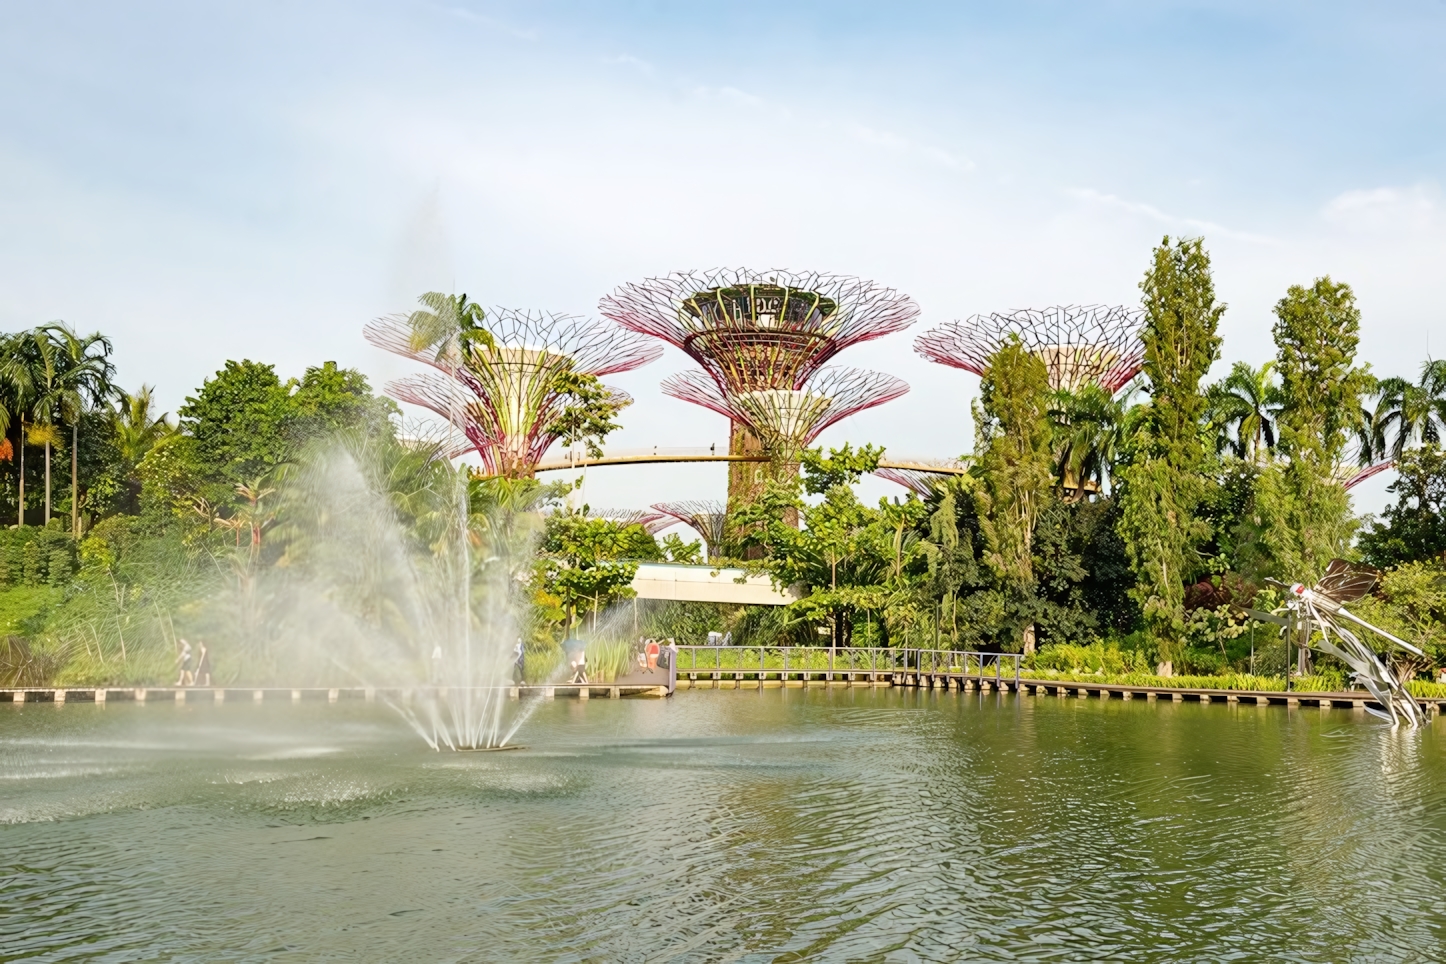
[669,645,1023,681]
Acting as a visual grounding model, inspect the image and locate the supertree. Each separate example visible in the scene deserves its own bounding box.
[873,458,970,497]
[601,269,918,502]
[366,308,661,478]
[662,366,909,468]
[914,305,1146,394]
[652,500,728,559]
[592,508,672,535]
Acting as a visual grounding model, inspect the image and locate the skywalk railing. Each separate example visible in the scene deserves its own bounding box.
[672,646,1022,683]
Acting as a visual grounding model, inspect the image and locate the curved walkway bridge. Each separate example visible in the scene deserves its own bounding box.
[532,447,968,476]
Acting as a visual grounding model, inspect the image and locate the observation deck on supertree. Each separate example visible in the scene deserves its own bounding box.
[914,305,1146,394]
[365,308,661,478]
[652,500,729,560]
[600,269,918,503]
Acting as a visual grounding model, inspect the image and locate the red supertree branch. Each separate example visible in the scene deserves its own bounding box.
[663,366,909,458]
[368,306,655,477]
[915,304,1146,394]
[365,308,662,378]
[591,508,672,535]
[652,500,729,550]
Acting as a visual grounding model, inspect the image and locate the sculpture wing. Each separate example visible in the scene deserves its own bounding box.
[1314,559,1380,604]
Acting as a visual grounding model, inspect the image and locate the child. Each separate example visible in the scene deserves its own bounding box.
[174,639,194,687]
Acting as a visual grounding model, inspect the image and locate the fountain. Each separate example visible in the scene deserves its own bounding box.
[246,428,545,751]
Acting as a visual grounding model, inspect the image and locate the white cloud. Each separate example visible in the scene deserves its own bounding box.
[1322,184,1439,231]
[1068,188,1279,245]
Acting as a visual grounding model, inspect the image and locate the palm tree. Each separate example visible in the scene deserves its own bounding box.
[112,385,177,512]
[1366,359,1446,461]
[114,385,176,464]
[1049,381,1142,498]
[406,292,494,361]
[1204,361,1280,462]
[0,329,54,526]
[13,325,116,532]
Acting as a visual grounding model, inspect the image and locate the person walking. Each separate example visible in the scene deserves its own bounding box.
[512,637,526,685]
[174,639,193,687]
[193,641,212,687]
[645,638,660,673]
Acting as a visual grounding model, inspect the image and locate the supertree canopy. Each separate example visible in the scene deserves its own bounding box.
[662,366,909,464]
[914,305,1146,394]
[592,508,671,535]
[652,501,728,559]
[600,269,919,391]
[602,269,916,506]
[873,458,970,497]
[366,308,661,478]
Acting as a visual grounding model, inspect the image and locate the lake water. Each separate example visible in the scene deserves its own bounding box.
[3,688,1445,962]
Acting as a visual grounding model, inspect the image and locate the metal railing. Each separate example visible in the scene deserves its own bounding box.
[671,646,1022,684]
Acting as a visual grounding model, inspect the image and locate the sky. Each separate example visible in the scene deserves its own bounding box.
[2,1,1444,518]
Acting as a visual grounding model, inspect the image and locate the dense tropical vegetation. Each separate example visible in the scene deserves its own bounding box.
[3,238,1446,691]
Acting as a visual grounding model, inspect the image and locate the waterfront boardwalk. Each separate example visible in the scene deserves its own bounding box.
[4,645,1441,717]
[4,676,1440,717]
[0,683,670,704]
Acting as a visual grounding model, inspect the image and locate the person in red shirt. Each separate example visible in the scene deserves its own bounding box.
[645,638,660,673]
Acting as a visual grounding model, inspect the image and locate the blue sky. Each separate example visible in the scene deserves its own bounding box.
[2,1,1443,513]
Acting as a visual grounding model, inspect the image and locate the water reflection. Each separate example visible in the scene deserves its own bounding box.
[2,691,1444,961]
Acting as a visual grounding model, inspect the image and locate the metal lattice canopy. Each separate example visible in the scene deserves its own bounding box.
[600,268,919,392]
[592,509,672,536]
[652,500,728,556]
[915,305,1146,394]
[874,458,970,496]
[366,308,660,477]
[663,366,909,462]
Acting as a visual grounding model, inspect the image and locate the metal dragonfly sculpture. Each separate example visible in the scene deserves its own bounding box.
[1260,559,1427,728]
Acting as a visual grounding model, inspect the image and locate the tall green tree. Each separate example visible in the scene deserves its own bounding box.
[974,338,1055,654]
[1258,277,1371,579]
[1117,237,1224,673]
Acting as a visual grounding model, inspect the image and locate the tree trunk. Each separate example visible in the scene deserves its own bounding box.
[71,422,79,537]
[44,441,51,524]
[16,421,23,527]
[1156,660,1173,677]
[72,424,80,540]
[1022,622,1036,656]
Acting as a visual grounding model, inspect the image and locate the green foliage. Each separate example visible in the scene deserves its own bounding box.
[544,370,631,459]
[974,339,1055,650]
[1364,359,1446,461]
[1349,558,1446,680]
[800,443,884,494]
[1118,236,1225,666]
[1246,277,1371,582]
[1031,641,1153,675]
[1205,361,1279,461]
[1272,277,1371,465]
[539,511,658,630]
[1358,447,1446,568]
